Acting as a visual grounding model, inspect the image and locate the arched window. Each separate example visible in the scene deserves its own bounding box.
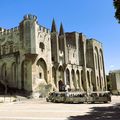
[39,42,45,52]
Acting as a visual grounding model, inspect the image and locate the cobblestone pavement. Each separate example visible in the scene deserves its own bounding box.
[0,96,119,120]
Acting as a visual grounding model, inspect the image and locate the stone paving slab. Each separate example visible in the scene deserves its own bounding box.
[0,96,119,120]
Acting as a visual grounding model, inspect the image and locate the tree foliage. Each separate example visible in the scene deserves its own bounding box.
[113,0,120,23]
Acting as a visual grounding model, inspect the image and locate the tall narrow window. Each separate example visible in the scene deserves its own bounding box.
[39,42,45,52]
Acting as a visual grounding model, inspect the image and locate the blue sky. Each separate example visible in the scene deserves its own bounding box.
[0,0,119,74]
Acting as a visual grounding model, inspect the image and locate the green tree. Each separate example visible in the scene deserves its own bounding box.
[113,0,120,23]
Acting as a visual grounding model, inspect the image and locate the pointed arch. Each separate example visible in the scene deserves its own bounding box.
[100,49,103,70]
[66,68,70,85]
[11,62,17,87]
[76,70,80,89]
[1,63,7,81]
[97,76,99,90]
[91,71,96,91]
[21,61,26,90]
[87,71,90,87]
[58,66,64,82]
[58,80,64,91]
[95,47,99,70]
[71,69,76,89]
[37,58,47,83]
[52,67,56,86]
[81,70,87,91]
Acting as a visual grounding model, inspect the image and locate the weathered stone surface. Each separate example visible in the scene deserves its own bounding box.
[109,70,120,94]
[0,14,107,97]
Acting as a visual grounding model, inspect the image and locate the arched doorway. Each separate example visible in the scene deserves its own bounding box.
[58,80,64,91]
[37,58,47,83]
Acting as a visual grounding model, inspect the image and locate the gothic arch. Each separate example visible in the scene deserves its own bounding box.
[1,63,7,81]
[58,65,64,91]
[21,61,27,90]
[100,49,106,89]
[100,49,103,70]
[71,69,76,89]
[76,70,80,89]
[95,47,99,70]
[81,70,87,91]
[91,71,96,91]
[97,76,99,90]
[87,71,90,88]
[52,67,56,86]
[58,80,64,91]
[66,68,70,85]
[58,66,64,82]
[11,62,17,87]
[37,58,47,83]
[95,47,102,91]
[95,53,98,69]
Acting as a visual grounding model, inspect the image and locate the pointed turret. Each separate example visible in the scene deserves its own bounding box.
[51,19,57,32]
[59,23,64,36]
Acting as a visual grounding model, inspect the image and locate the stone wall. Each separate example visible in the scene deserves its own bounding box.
[0,14,107,97]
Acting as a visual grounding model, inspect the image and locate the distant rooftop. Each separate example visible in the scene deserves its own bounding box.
[109,69,120,73]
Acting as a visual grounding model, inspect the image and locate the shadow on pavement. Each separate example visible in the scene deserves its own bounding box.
[68,103,120,120]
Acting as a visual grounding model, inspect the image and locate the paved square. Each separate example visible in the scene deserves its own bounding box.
[0,96,119,120]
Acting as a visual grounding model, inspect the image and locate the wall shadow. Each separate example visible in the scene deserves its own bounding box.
[68,103,120,120]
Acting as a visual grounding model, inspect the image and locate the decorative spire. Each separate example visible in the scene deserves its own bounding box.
[59,23,64,36]
[51,18,57,32]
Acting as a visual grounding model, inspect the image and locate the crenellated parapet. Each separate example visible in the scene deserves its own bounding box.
[39,25,50,34]
[23,14,37,21]
[0,26,19,36]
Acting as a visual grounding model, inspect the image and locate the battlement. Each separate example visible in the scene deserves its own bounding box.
[0,26,19,36]
[23,14,37,21]
[39,25,50,34]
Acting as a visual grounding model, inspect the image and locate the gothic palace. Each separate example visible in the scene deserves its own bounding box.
[0,14,107,96]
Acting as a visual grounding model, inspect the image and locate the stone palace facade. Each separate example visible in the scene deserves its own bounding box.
[0,14,107,96]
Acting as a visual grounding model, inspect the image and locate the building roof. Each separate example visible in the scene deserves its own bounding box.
[109,70,120,74]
